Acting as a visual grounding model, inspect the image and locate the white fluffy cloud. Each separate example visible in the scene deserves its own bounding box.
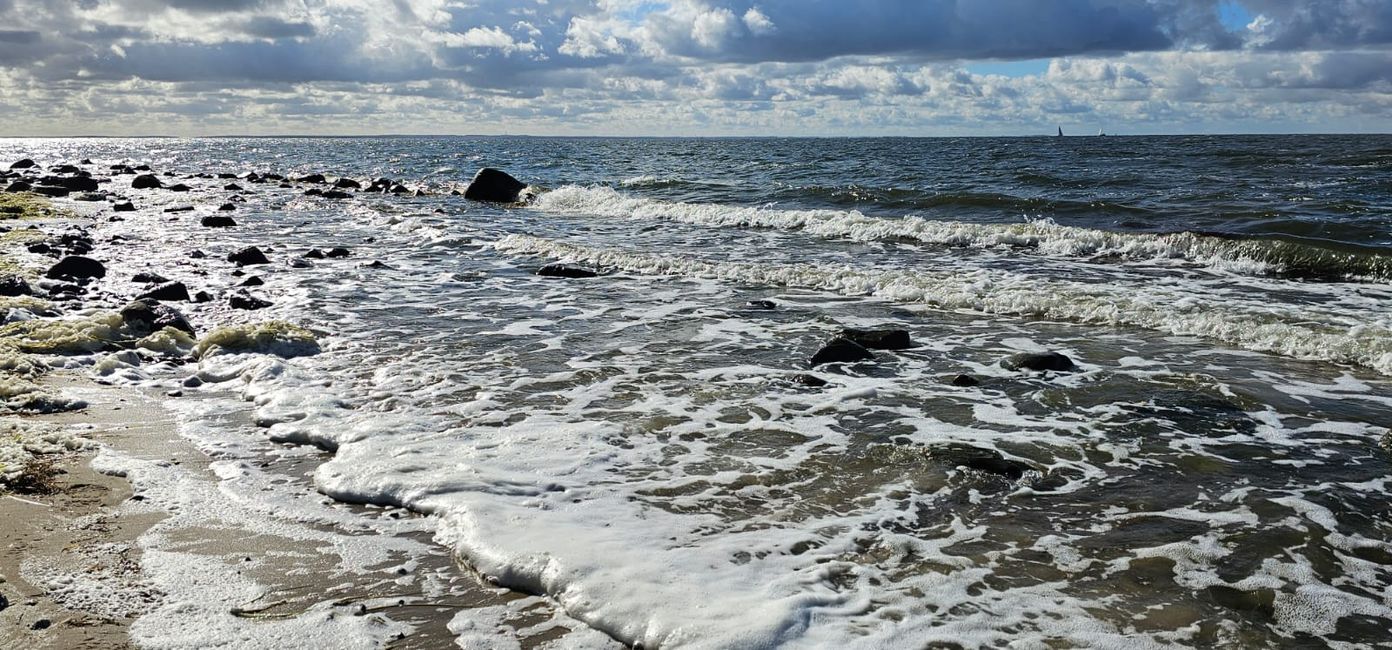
[0,0,1388,134]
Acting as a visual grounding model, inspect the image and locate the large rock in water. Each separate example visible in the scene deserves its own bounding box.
[9,158,37,170]
[0,275,33,297]
[463,168,528,203]
[536,263,597,278]
[809,337,875,366]
[840,328,913,350]
[137,281,191,302]
[227,246,269,266]
[41,175,100,192]
[1000,352,1076,372]
[45,256,106,280]
[131,174,163,189]
[120,299,195,335]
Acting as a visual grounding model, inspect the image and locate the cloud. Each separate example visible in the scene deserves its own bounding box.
[0,0,1387,135]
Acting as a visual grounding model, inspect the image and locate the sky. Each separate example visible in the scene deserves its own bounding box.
[0,0,1389,136]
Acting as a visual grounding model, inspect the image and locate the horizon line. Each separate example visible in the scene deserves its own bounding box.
[2,131,1390,139]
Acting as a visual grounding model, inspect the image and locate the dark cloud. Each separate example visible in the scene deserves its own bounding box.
[1242,0,1392,49]
[240,16,314,40]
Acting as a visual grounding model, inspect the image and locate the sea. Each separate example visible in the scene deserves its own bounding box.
[4,135,1392,648]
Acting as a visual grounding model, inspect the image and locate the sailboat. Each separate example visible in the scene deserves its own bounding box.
[1057,126,1063,137]
[1097,127,1106,137]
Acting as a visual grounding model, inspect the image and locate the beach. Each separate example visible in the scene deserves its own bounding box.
[2,136,1391,648]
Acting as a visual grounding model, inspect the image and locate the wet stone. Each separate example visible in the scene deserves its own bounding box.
[1000,351,1076,372]
[809,337,874,367]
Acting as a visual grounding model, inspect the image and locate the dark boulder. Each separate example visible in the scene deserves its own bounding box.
[321,190,352,199]
[131,271,169,284]
[192,290,213,303]
[112,202,136,212]
[333,178,361,189]
[0,275,33,297]
[217,203,236,211]
[1001,352,1076,372]
[463,167,528,203]
[4,180,32,193]
[223,183,243,191]
[229,293,272,310]
[949,374,980,387]
[42,175,99,192]
[30,186,70,197]
[536,263,597,278]
[302,249,325,259]
[165,183,191,192]
[325,247,350,258]
[164,206,194,213]
[137,281,191,302]
[840,328,912,350]
[217,173,237,179]
[362,260,391,269]
[388,184,409,194]
[120,298,194,335]
[45,255,105,280]
[745,299,777,310]
[809,337,875,366]
[73,192,106,202]
[51,164,80,174]
[294,173,326,183]
[303,188,323,196]
[288,259,313,269]
[227,246,269,266]
[239,276,264,287]
[27,242,51,254]
[201,215,237,228]
[131,174,163,189]
[9,158,36,170]
[189,250,206,259]
[132,164,151,171]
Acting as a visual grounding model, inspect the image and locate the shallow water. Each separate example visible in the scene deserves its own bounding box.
[4,135,1392,648]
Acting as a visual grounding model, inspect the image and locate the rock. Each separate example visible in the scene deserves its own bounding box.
[45,255,106,280]
[791,373,828,387]
[333,178,361,189]
[1001,352,1076,372]
[217,203,236,211]
[326,247,350,258]
[362,260,391,269]
[240,276,264,286]
[388,184,409,194]
[264,173,285,181]
[321,190,352,199]
[133,164,151,171]
[288,259,313,269]
[132,173,163,189]
[303,188,323,196]
[201,215,237,228]
[931,445,1034,481]
[192,290,213,303]
[840,328,912,350]
[4,180,32,192]
[302,249,326,259]
[73,192,106,202]
[131,271,169,284]
[809,337,875,366]
[0,275,33,296]
[227,246,269,266]
[216,172,237,179]
[42,175,100,192]
[294,173,326,183]
[189,250,206,259]
[166,183,191,192]
[223,183,243,191]
[463,167,529,203]
[9,158,36,170]
[30,618,51,631]
[113,201,136,212]
[137,281,191,302]
[745,299,777,310]
[229,293,272,310]
[30,186,70,197]
[27,242,51,254]
[536,263,597,278]
[183,375,204,387]
[164,206,194,213]
[949,374,980,387]
[120,298,195,335]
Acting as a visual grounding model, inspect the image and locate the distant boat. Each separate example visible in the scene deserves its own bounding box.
[1057,126,1063,137]
[1098,128,1106,137]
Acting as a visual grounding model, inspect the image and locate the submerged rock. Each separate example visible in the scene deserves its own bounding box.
[131,174,162,189]
[326,247,350,258]
[949,374,980,387]
[791,373,828,387]
[4,181,32,193]
[294,173,326,183]
[321,190,352,199]
[333,178,361,189]
[120,298,195,335]
[931,445,1035,481]
[112,201,136,212]
[45,255,106,280]
[463,168,528,203]
[302,249,326,259]
[227,246,269,266]
[809,337,875,366]
[137,281,191,302]
[536,263,597,278]
[131,271,169,284]
[840,328,912,350]
[9,158,37,170]
[201,215,237,228]
[745,299,777,310]
[165,183,191,192]
[1001,352,1076,372]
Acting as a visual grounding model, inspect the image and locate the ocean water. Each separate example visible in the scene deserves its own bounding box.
[5,135,1392,648]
